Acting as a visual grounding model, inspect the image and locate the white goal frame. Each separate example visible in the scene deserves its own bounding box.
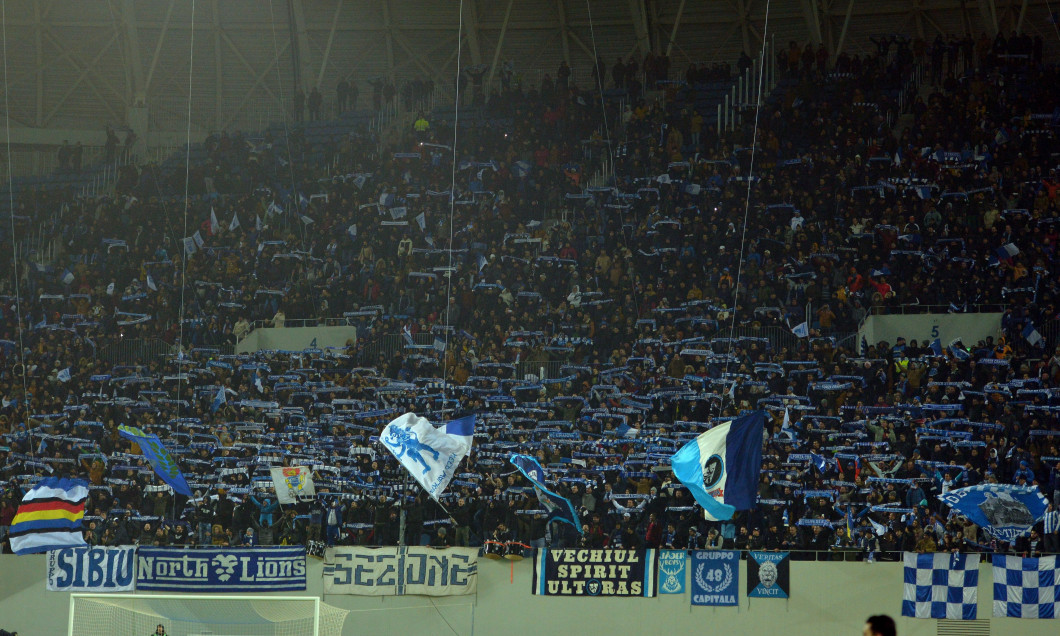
[68,594,322,636]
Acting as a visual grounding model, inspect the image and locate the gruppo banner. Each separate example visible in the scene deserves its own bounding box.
[690,550,739,606]
[137,547,306,592]
[322,547,478,596]
[47,546,136,592]
[532,549,657,597]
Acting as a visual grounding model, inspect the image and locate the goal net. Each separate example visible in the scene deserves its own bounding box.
[68,594,348,636]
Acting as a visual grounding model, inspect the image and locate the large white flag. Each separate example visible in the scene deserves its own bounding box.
[380,413,475,500]
[270,466,316,504]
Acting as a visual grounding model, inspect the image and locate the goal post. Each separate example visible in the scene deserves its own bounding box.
[68,594,347,636]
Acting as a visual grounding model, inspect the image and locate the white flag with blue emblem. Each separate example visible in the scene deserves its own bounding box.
[229,212,241,231]
[380,412,475,500]
[270,466,316,504]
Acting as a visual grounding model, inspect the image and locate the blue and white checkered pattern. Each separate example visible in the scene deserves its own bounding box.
[992,555,1060,619]
[902,552,980,620]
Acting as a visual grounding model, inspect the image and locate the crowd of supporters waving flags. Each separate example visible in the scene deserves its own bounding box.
[1,43,1060,557]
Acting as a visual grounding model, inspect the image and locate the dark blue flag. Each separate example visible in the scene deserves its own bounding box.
[510,454,582,533]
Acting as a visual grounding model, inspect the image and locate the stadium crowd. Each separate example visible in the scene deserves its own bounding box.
[1,36,1059,560]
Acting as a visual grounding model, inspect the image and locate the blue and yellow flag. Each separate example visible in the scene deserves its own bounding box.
[118,425,192,496]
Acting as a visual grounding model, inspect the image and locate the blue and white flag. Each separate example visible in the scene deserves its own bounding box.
[414,212,426,231]
[928,338,943,356]
[61,269,75,285]
[809,452,828,474]
[670,411,765,521]
[402,325,415,347]
[510,454,582,531]
[117,426,192,496]
[948,339,971,361]
[256,215,264,231]
[211,386,227,413]
[902,552,980,619]
[791,321,809,338]
[996,243,1019,259]
[1023,323,1044,348]
[229,212,241,231]
[993,555,1060,618]
[56,367,72,383]
[209,207,219,233]
[380,413,475,500]
[146,274,157,292]
[938,484,1049,542]
[347,223,357,239]
[658,550,687,594]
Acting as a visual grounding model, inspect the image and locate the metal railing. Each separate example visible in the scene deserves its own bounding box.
[97,337,176,366]
[867,304,1008,316]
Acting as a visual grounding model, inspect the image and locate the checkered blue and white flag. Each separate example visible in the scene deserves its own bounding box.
[902,552,980,620]
[992,555,1060,619]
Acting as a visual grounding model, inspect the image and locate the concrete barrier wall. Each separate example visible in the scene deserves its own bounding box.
[1,554,1054,636]
[235,327,358,354]
[859,312,1002,348]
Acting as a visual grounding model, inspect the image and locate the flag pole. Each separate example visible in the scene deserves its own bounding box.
[399,471,408,549]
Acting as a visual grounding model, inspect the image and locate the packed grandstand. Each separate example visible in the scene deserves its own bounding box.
[1,35,1059,561]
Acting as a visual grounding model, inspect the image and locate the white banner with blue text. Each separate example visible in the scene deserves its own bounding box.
[47,546,136,592]
[322,546,479,596]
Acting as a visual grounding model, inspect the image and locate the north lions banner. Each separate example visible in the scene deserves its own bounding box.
[137,547,306,592]
[747,551,790,598]
[658,550,687,594]
[323,547,478,596]
[532,549,657,597]
[690,550,739,606]
[47,546,136,592]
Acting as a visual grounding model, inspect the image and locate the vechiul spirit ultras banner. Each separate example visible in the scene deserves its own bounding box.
[532,549,657,597]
